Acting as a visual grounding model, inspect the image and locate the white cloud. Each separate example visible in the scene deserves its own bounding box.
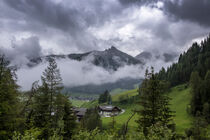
[16,55,174,91]
[16,59,145,91]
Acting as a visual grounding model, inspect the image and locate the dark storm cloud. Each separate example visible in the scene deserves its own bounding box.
[2,0,124,31]
[3,0,82,33]
[0,0,209,56]
[164,0,210,27]
[2,0,125,52]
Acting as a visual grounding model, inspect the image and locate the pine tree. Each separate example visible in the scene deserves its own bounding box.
[190,71,203,115]
[31,58,66,139]
[42,58,63,118]
[136,67,174,135]
[190,112,209,140]
[33,81,52,139]
[204,70,210,103]
[0,55,20,139]
[81,108,102,131]
[63,99,76,140]
[98,90,111,104]
[41,58,63,129]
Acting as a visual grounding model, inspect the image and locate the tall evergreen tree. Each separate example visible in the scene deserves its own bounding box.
[189,112,209,140]
[0,55,20,139]
[63,99,76,140]
[98,90,112,104]
[41,58,63,126]
[30,58,77,139]
[81,108,102,131]
[32,80,53,139]
[31,58,65,138]
[136,67,174,135]
[190,71,203,115]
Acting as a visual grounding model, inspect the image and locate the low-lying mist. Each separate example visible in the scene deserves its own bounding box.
[16,57,174,91]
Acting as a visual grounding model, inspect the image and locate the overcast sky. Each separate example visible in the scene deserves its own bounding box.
[0,0,209,58]
[1,0,210,90]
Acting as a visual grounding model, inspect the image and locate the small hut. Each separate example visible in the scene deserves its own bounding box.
[98,105,121,117]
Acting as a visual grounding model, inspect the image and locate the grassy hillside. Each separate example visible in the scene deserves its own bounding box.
[102,104,138,130]
[111,88,138,102]
[104,84,192,134]
[81,100,98,108]
[80,84,192,134]
[168,84,192,133]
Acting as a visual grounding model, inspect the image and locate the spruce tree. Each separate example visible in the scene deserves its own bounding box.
[41,58,63,129]
[0,55,20,139]
[63,99,76,140]
[31,58,77,139]
[98,90,111,104]
[190,71,203,115]
[33,81,52,139]
[30,58,66,139]
[190,112,209,140]
[81,108,102,131]
[136,67,174,135]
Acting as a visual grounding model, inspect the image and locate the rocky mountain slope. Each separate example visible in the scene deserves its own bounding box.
[28,46,143,71]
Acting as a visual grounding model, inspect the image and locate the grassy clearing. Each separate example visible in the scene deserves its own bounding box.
[110,88,127,95]
[168,85,192,134]
[102,104,138,129]
[102,89,139,130]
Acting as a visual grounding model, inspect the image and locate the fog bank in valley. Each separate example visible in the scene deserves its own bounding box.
[16,57,173,91]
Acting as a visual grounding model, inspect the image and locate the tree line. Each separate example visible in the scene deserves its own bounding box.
[157,35,210,86]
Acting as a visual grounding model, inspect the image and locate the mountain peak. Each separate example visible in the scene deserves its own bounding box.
[110,46,117,50]
[106,46,118,52]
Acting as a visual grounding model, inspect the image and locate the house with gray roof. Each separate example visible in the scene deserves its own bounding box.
[98,105,121,117]
[73,107,87,121]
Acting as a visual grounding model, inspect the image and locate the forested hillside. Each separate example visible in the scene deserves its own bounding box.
[158,35,210,86]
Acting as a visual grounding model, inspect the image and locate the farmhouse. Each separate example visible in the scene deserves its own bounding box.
[73,107,87,121]
[98,105,121,117]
